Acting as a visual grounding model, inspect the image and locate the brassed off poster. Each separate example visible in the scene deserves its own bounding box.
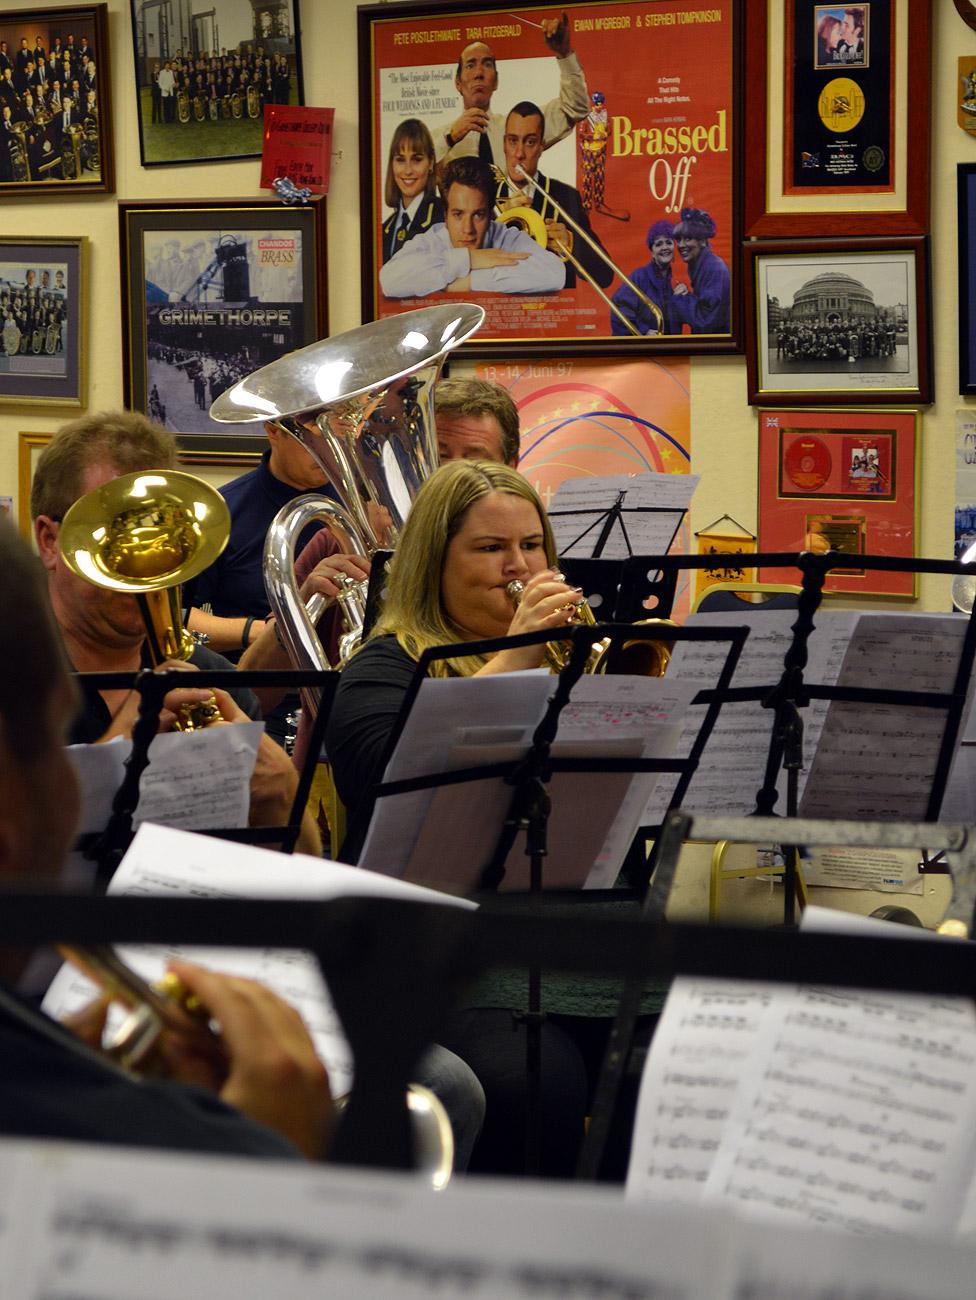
[360,0,737,351]
[142,226,303,435]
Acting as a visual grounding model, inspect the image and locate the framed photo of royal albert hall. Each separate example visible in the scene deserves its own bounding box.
[128,0,304,167]
[119,198,327,456]
[357,0,743,357]
[745,237,932,406]
[0,4,114,196]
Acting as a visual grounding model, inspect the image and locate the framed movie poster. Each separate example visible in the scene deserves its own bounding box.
[119,199,327,454]
[0,4,114,196]
[745,237,932,406]
[958,164,976,396]
[128,0,304,167]
[757,407,918,597]
[0,236,86,407]
[358,0,742,356]
[743,0,931,236]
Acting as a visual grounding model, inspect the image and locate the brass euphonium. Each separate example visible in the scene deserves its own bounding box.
[209,305,485,705]
[506,577,675,676]
[58,469,231,729]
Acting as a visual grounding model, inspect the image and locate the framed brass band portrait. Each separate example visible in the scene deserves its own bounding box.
[743,0,931,236]
[119,198,327,455]
[358,0,743,357]
[757,407,919,597]
[745,237,932,407]
[0,235,87,408]
[129,0,304,167]
[0,3,114,196]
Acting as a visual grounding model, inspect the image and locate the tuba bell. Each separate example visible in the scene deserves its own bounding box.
[58,469,231,729]
[209,305,484,702]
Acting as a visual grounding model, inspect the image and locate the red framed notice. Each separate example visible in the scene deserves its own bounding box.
[358,0,742,356]
[758,407,918,597]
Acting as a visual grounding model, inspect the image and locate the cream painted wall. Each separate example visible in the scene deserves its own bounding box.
[0,0,971,610]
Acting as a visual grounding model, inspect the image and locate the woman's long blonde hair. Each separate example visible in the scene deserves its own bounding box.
[368,460,557,676]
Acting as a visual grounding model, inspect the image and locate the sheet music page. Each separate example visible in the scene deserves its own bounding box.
[41,823,472,1096]
[703,909,976,1237]
[640,611,859,822]
[799,614,969,821]
[68,722,263,832]
[626,978,781,1203]
[548,472,699,559]
[1,1138,738,1300]
[735,1216,976,1299]
[396,676,692,893]
[358,673,552,877]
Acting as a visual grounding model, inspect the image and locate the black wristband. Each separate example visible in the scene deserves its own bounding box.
[445,131,455,148]
[241,615,256,649]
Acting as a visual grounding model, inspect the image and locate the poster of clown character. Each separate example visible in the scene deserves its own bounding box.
[359,0,740,354]
[477,354,694,616]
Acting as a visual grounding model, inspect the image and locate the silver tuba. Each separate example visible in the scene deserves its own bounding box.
[208,305,484,699]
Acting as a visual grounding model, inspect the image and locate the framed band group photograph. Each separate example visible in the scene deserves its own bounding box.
[118,198,327,456]
[0,235,86,408]
[0,2,114,196]
[744,237,931,406]
[128,0,304,167]
[357,0,742,357]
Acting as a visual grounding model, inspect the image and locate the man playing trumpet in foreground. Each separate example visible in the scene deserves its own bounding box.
[0,514,334,1159]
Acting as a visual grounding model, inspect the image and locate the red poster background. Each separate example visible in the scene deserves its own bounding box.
[363,0,737,350]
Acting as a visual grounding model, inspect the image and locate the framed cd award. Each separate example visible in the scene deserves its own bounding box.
[743,0,931,237]
[757,407,918,598]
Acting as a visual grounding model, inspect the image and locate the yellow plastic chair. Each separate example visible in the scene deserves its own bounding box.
[692,581,803,614]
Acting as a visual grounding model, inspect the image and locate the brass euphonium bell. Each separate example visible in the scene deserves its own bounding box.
[506,578,675,677]
[58,469,231,729]
[209,305,485,692]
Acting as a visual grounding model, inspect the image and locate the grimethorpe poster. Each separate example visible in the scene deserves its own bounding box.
[143,227,303,435]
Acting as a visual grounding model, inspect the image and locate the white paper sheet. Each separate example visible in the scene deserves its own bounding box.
[41,823,473,1097]
[0,1139,735,1300]
[360,674,694,890]
[68,722,264,832]
[548,472,699,560]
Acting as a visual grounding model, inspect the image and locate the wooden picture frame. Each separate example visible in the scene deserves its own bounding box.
[128,0,304,168]
[0,3,114,196]
[958,164,976,396]
[743,0,930,237]
[17,429,261,538]
[358,0,743,357]
[0,235,86,407]
[745,236,932,406]
[119,198,327,454]
[757,406,919,597]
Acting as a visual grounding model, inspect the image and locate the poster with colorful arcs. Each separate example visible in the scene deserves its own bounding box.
[475,354,692,614]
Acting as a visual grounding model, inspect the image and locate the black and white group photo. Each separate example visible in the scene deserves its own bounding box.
[143,226,304,434]
[759,253,918,392]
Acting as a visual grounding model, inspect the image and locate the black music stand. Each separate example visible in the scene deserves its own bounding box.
[348,619,748,1174]
[579,550,976,1177]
